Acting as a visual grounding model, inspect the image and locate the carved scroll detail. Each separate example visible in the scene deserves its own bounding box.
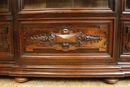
[0,27,9,51]
[27,28,102,52]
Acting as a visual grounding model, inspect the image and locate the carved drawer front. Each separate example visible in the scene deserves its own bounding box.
[25,27,105,53]
[0,22,14,60]
[18,20,115,64]
[19,20,114,57]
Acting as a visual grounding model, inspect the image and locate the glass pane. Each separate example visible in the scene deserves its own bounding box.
[24,0,46,9]
[126,0,130,9]
[0,0,8,11]
[23,0,109,9]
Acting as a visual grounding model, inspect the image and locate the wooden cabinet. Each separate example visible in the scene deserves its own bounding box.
[0,0,130,84]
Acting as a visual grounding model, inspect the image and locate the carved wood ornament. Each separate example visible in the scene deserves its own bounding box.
[0,27,9,51]
[27,28,102,52]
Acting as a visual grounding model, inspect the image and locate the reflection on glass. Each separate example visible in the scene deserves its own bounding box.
[126,0,130,9]
[24,0,46,9]
[0,0,8,11]
[23,0,109,9]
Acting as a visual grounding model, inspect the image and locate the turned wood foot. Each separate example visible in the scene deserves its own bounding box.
[15,77,29,83]
[104,78,119,84]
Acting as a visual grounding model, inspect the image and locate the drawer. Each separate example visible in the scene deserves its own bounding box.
[17,19,116,65]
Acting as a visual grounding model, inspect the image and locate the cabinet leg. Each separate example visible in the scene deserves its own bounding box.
[15,77,29,83]
[104,78,119,84]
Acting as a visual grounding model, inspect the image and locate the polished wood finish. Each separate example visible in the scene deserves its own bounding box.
[10,65,124,78]
[0,0,130,84]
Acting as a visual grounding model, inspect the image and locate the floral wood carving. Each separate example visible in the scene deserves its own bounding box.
[28,28,102,52]
[0,27,9,51]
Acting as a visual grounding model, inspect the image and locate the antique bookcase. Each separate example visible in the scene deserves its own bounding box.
[0,0,130,84]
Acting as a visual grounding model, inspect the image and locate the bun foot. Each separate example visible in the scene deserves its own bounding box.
[15,77,28,83]
[104,78,119,84]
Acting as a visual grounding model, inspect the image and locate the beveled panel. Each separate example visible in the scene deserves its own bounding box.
[19,20,114,55]
[0,27,9,52]
[122,22,130,54]
[24,24,106,53]
[0,22,14,60]
[119,21,130,62]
